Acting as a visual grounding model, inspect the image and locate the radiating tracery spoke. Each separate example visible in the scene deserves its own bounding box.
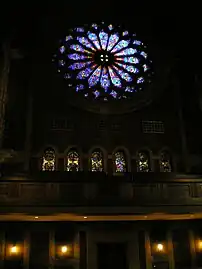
[88,66,102,86]
[99,31,108,50]
[55,22,152,100]
[100,67,110,90]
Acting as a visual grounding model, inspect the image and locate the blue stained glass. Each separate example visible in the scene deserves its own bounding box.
[133,40,142,45]
[59,60,65,66]
[140,51,148,58]
[143,64,149,72]
[108,24,113,30]
[75,27,84,32]
[100,67,110,90]
[116,62,139,73]
[99,31,108,50]
[125,86,133,92]
[76,84,85,91]
[115,48,136,56]
[70,44,87,53]
[69,61,91,70]
[77,65,96,79]
[92,23,98,29]
[107,34,119,51]
[122,31,129,36]
[108,67,122,87]
[64,73,71,79]
[87,32,101,49]
[113,66,132,82]
[68,53,90,60]
[125,65,139,73]
[110,90,117,98]
[111,40,130,53]
[121,56,139,64]
[56,22,152,99]
[60,46,65,53]
[65,35,73,41]
[88,66,102,86]
[94,90,100,98]
[77,37,95,51]
[137,77,144,83]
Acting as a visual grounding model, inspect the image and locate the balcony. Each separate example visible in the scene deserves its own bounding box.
[0,172,202,221]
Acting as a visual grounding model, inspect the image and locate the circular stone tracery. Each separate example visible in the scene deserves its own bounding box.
[53,22,153,101]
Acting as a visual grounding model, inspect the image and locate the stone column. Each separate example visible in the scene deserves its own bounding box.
[24,230,30,269]
[79,231,87,269]
[0,231,5,269]
[23,90,33,171]
[0,41,10,148]
[145,230,152,269]
[167,230,175,269]
[189,229,196,268]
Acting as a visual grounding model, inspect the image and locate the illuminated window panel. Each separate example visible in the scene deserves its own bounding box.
[54,22,153,101]
[114,151,127,172]
[42,148,55,171]
[91,151,103,172]
[159,151,172,172]
[67,150,80,171]
[137,151,150,172]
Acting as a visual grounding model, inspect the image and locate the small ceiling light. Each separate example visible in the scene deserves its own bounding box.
[197,240,202,250]
[156,243,164,251]
[84,216,87,219]
[10,246,18,254]
[61,245,68,253]
[34,216,39,219]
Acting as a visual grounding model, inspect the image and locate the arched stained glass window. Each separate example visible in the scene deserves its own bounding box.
[67,150,80,171]
[160,151,172,172]
[53,22,153,101]
[114,151,127,172]
[90,150,103,172]
[42,148,55,171]
[137,151,150,172]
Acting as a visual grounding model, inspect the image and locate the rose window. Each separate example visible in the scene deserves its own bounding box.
[53,22,153,101]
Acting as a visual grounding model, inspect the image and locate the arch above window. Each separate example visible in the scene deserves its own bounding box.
[66,149,80,171]
[114,151,127,173]
[159,150,172,172]
[90,149,104,172]
[137,150,150,172]
[42,147,55,171]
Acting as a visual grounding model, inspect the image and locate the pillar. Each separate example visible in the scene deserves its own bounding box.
[0,41,10,148]
[145,230,152,269]
[23,91,33,171]
[167,230,175,269]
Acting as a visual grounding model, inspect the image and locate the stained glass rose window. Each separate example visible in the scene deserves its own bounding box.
[53,22,153,101]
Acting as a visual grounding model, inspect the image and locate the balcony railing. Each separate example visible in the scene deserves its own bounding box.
[0,172,202,216]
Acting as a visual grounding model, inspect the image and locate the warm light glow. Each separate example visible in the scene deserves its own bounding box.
[156,243,164,251]
[58,244,73,257]
[10,246,18,254]
[84,216,87,219]
[34,216,39,219]
[61,246,68,253]
[197,240,202,250]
